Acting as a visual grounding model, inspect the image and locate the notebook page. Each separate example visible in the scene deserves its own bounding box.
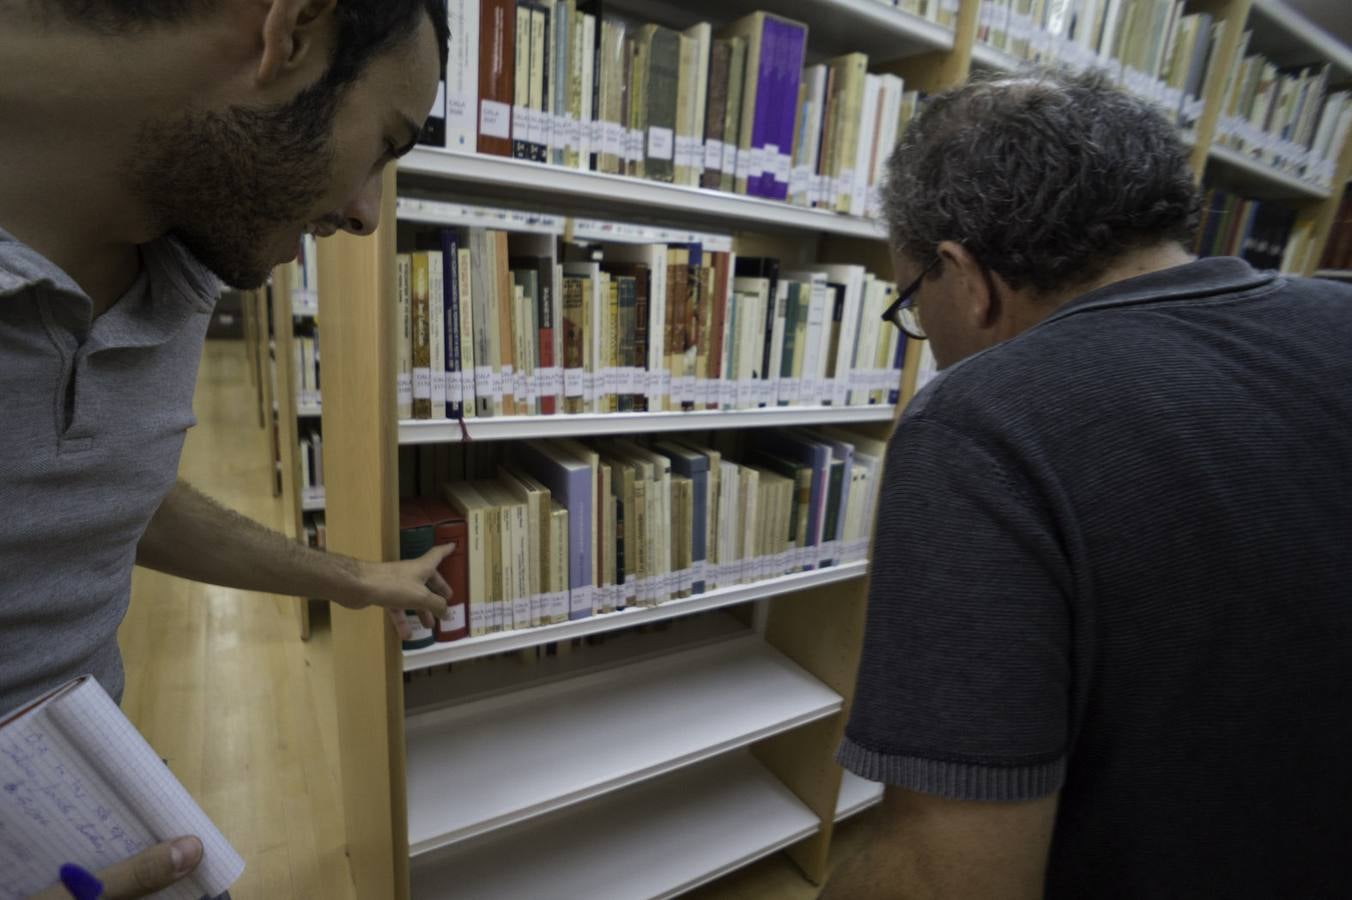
[46,678,245,897]
[0,677,243,899]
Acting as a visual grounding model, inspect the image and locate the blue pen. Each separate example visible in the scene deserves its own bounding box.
[58,864,103,900]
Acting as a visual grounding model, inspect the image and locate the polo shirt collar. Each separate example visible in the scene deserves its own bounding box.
[1039,257,1276,329]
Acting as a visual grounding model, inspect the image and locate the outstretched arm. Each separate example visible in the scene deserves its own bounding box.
[136,479,449,636]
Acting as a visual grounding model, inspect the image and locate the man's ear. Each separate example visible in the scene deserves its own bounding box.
[936,239,999,332]
[256,0,338,86]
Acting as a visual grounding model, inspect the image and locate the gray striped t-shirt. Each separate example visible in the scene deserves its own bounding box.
[0,226,218,715]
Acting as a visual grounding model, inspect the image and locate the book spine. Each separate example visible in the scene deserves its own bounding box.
[536,260,557,415]
[433,521,470,641]
[512,2,532,160]
[442,233,464,419]
[477,0,515,157]
[396,255,413,419]
[702,40,732,190]
[456,247,477,418]
[447,0,480,151]
[428,250,446,419]
[411,252,432,419]
[529,4,548,163]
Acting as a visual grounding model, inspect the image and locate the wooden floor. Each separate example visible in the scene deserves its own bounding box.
[119,341,359,900]
[118,339,875,899]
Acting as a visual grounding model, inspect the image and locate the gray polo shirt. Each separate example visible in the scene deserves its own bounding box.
[0,226,219,715]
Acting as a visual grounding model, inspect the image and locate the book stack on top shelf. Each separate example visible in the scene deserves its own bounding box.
[296,1,1352,898]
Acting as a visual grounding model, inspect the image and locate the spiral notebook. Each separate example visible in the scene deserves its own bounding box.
[0,676,245,899]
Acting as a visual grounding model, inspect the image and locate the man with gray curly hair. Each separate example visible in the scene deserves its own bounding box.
[824,70,1352,899]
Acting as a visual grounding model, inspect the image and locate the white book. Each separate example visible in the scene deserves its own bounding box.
[783,269,830,404]
[818,264,866,406]
[767,280,788,404]
[871,75,905,218]
[293,336,305,398]
[300,435,313,488]
[851,75,883,217]
[445,0,479,151]
[579,13,596,170]
[428,250,446,419]
[683,22,713,187]
[850,274,882,406]
[794,65,829,208]
[0,677,245,900]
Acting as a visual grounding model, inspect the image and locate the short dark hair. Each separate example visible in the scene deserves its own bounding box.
[46,1,449,89]
[882,68,1200,294]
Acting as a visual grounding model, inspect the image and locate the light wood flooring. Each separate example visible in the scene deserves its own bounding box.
[118,339,875,899]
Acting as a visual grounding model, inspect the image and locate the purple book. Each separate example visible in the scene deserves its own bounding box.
[748,18,776,197]
[513,440,593,619]
[771,21,807,202]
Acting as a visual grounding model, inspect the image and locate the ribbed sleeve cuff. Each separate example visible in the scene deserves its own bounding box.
[836,738,1066,802]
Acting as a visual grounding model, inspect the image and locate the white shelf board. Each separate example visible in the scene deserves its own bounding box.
[1206,143,1332,200]
[409,751,819,900]
[399,404,896,445]
[398,148,887,240]
[835,770,885,823]
[1249,0,1352,82]
[404,635,841,856]
[404,559,867,670]
[297,403,322,417]
[1314,269,1352,280]
[970,42,1020,72]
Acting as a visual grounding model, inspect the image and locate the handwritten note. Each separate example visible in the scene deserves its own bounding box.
[0,677,244,900]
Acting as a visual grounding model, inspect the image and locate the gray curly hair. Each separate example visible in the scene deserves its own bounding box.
[883,68,1200,294]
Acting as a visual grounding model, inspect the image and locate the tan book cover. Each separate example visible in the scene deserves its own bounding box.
[411,251,432,419]
[498,466,548,626]
[737,465,759,579]
[599,464,615,612]
[672,475,693,598]
[549,501,568,624]
[493,230,517,415]
[561,274,588,415]
[442,481,493,636]
[826,53,868,213]
[528,6,547,162]
[628,33,649,179]
[512,5,532,160]
[665,247,689,401]
[597,19,627,174]
[674,31,697,186]
[721,36,747,193]
[682,22,711,188]
[455,247,476,418]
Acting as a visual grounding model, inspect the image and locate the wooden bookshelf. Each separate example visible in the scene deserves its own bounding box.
[304,2,1352,898]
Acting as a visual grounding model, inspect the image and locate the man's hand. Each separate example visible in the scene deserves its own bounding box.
[137,481,455,641]
[30,836,202,900]
[340,544,455,639]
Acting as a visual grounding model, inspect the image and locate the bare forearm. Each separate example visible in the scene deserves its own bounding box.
[136,479,366,604]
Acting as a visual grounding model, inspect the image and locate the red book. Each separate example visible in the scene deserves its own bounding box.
[477,0,516,157]
[422,499,470,642]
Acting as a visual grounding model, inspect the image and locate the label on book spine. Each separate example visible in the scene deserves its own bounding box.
[413,369,432,400]
[564,367,585,398]
[480,100,511,140]
[500,365,514,401]
[648,126,674,161]
[705,140,724,173]
[513,106,530,146]
[397,374,412,411]
[723,143,738,178]
[602,121,623,158]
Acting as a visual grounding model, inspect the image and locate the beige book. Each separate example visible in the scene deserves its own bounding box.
[442,480,494,635]
[411,252,432,419]
[598,465,616,612]
[597,19,627,174]
[478,481,529,631]
[825,53,868,213]
[674,32,697,186]
[609,445,654,606]
[498,466,548,626]
[737,465,760,581]
[628,33,649,179]
[682,22,711,187]
[672,475,693,598]
[456,247,477,418]
[549,501,569,624]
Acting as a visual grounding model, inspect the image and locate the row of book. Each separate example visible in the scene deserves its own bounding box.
[1317,186,1352,272]
[1214,40,1350,189]
[292,333,321,404]
[397,229,907,421]
[428,4,922,217]
[976,0,1217,126]
[397,428,885,646]
[870,0,959,28]
[300,431,326,497]
[1192,188,1296,272]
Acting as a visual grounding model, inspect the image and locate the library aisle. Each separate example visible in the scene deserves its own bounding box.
[114,338,875,899]
[117,341,357,900]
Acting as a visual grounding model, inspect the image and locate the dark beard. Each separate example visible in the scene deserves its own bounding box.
[127,81,339,290]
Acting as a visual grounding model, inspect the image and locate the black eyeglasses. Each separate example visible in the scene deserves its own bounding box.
[881,256,940,340]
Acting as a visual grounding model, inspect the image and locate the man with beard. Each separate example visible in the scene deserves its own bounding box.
[1,0,448,893]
